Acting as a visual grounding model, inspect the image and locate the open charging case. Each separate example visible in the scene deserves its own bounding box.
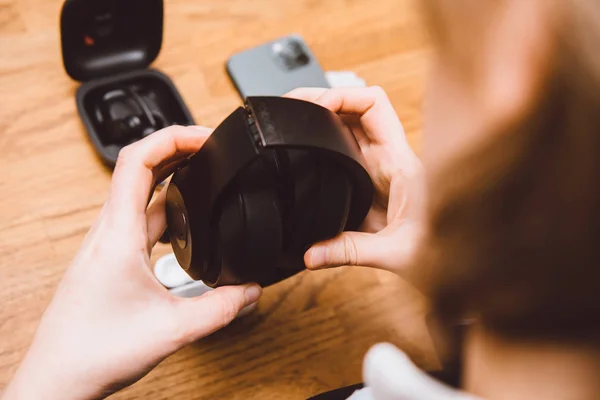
[60,0,195,167]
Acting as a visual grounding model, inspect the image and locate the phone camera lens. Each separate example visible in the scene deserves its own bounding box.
[272,39,310,70]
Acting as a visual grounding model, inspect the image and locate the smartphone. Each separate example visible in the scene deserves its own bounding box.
[226,34,330,99]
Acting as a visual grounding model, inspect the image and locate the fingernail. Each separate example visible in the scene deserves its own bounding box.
[306,246,326,269]
[244,284,262,305]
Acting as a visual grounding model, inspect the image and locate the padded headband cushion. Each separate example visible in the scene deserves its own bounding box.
[311,155,352,243]
[278,149,352,271]
[214,158,283,287]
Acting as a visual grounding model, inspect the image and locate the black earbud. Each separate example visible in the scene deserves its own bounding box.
[96,88,165,145]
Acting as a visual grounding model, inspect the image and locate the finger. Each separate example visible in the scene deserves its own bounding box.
[311,87,405,146]
[146,185,168,247]
[284,87,329,102]
[363,343,480,400]
[152,154,191,186]
[287,87,407,148]
[305,228,418,273]
[304,231,387,270]
[109,126,211,216]
[171,284,262,344]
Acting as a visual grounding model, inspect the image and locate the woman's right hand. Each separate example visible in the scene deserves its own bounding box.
[285,87,425,277]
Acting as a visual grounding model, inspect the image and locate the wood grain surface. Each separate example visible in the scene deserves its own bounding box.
[0,0,434,398]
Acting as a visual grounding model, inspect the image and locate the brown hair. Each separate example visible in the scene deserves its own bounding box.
[421,0,600,341]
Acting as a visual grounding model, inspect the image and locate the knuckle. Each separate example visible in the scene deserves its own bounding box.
[159,124,185,136]
[217,293,241,327]
[341,235,359,266]
[115,144,137,167]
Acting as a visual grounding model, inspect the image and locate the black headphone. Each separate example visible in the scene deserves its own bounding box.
[166,96,374,287]
[95,88,166,145]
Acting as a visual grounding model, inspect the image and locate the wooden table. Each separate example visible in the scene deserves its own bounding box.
[0,0,434,398]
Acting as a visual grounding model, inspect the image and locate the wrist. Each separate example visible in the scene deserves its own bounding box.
[3,352,94,400]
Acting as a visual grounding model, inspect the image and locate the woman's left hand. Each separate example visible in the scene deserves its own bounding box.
[3,126,262,400]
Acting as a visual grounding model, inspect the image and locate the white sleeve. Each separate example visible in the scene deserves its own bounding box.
[351,343,482,400]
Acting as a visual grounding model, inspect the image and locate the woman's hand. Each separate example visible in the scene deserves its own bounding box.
[285,87,425,276]
[3,126,262,400]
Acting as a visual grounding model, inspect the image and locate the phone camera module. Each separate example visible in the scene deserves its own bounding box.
[272,39,310,71]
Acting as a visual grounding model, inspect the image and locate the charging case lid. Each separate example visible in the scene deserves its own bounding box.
[60,0,164,81]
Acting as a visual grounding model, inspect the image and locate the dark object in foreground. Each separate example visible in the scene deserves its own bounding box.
[166,96,374,287]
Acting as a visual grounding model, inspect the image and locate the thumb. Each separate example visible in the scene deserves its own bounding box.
[304,231,410,272]
[305,232,378,269]
[171,284,262,344]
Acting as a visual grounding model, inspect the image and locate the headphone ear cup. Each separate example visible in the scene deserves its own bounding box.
[282,150,320,259]
[282,151,352,267]
[212,190,244,285]
[311,156,352,243]
[214,160,284,287]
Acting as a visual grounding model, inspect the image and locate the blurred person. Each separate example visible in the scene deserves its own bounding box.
[3,0,600,399]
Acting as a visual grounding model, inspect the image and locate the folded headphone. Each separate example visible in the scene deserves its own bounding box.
[166,96,374,287]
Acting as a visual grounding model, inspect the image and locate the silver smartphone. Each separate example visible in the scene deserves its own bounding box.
[226,34,330,99]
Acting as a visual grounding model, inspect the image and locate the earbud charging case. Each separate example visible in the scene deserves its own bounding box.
[60,0,195,167]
